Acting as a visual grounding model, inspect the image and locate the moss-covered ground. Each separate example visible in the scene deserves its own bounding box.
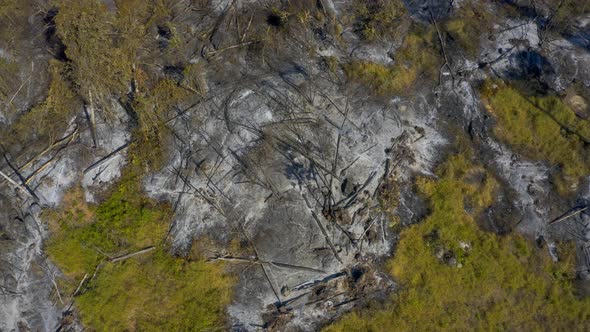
[326,146,590,331]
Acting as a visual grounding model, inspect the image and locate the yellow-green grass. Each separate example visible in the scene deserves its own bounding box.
[444,1,494,57]
[351,0,407,41]
[326,152,590,331]
[45,154,234,330]
[344,31,439,96]
[482,82,590,194]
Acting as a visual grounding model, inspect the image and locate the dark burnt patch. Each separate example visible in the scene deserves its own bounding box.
[43,8,67,61]
[403,0,454,22]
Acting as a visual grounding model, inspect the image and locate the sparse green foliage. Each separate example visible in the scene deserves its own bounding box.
[444,1,493,57]
[350,0,407,41]
[0,57,19,102]
[549,0,590,33]
[345,29,439,96]
[2,60,80,146]
[53,0,132,107]
[482,81,590,193]
[131,78,191,171]
[326,151,590,331]
[323,56,339,74]
[182,62,207,94]
[0,0,30,48]
[45,151,234,330]
[76,248,233,331]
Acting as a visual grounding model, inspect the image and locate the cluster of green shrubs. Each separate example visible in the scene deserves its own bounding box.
[45,152,234,330]
[350,0,407,41]
[482,81,590,194]
[326,147,590,331]
[344,28,439,96]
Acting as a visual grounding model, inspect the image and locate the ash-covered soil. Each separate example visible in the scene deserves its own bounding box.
[1,0,590,331]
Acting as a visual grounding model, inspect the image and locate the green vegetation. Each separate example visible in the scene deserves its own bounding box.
[322,56,339,74]
[2,60,80,146]
[45,152,234,330]
[482,81,590,193]
[444,1,493,57]
[38,4,231,328]
[326,149,590,331]
[350,0,407,41]
[48,0,196,170]
[45,173,169,281]
[547,0,590,33]
[0,0,29,47]
[0,1,36,112]
[53,0,132,108]
[130,78,191,170]
[76,248,233,331]
[345,29,439,96]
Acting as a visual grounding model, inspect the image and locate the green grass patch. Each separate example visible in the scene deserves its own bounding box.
[325,150,590,331]
[344,29,439,96]
[76,248,233,331]
[350,0,407,41]
[482,81,590,194]
[45,150,235,330]
[444,1,494,57]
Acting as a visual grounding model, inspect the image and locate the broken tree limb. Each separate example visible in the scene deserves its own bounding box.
[84,90,98,148]
[110,246,156,263]
[205,41,257,57]
[83,142,130,174]
[302,194,343,264]
[549,206,589,225]
[51,276,64,305]
[239,224,282,304]
[13,126,79,176]
[0,169,35,199]
[207,255,326,274]
[72,273,88,297]
[1,154,38,200]
[291,271,347,292]
[430,10,455,86]
[24,154,61,185]
[357,217,378,250]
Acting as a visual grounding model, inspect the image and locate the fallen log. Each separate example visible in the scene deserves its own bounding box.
[548,206,588,225]
[110,246,156,263]
[207,255,325,274]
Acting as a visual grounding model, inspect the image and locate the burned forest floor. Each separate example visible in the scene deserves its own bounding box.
[2,0,590,331]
